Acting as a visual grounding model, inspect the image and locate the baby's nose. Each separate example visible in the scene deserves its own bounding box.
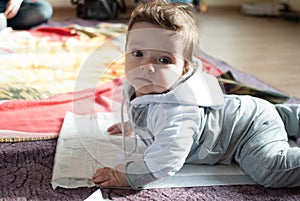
[140,64,155,73]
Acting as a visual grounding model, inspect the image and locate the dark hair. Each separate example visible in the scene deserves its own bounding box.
[127,0,199,73]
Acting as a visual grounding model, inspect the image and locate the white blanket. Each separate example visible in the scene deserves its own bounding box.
[52,112,255,190]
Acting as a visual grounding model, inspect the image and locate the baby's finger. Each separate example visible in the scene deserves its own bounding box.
[107,124,122,134]
[107,124,116,131]
[93,174,111,184]
[93,167,111,178]
[124,130,133,136]
[98,180,115,188]
[107,124,119,131]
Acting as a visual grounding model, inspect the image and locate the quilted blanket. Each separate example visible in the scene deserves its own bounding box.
[0,23,127,100]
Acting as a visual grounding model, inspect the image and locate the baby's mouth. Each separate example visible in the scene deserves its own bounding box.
[135,77,152,84]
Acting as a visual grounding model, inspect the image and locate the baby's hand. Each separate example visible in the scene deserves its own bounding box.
[93,164,129,188]
[107,121,133,136]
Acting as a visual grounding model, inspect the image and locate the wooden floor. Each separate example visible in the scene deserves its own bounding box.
[197,7,300,99]
[52,6,300,99]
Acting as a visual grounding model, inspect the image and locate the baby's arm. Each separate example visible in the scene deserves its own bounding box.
[93,164,129,188]
[92,122,133,187]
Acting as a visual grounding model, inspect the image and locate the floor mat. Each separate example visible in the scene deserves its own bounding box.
[52,112,255,190]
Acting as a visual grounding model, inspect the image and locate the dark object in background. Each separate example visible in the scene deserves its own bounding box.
[282,11,300,22]
[71,0,126,20]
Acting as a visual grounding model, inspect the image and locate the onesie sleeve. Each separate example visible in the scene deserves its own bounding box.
[124,160,157,190]
[124,104,202,189]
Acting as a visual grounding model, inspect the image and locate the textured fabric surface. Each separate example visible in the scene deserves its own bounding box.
[1,139,300,200]
[0,78,123,142]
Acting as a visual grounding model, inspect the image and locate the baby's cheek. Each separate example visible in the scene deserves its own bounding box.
[159,69,181,86]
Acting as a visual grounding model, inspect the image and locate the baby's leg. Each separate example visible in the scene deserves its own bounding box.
[235,105,300,188]
[275,104,300,140]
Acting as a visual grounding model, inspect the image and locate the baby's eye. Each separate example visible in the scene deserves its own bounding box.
[132,50,143,57]
[158,56,172,64]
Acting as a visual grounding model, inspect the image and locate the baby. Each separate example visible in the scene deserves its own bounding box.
[93,0,300,189]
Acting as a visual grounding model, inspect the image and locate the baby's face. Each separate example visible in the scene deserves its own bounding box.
[125,22,185,97]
